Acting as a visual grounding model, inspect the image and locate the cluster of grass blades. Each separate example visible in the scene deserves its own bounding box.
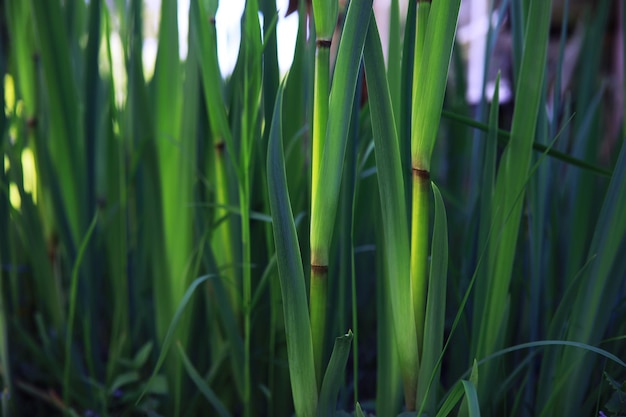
[0,0,625,416]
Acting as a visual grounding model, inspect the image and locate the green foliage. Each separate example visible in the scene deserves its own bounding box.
[1,0,624,416]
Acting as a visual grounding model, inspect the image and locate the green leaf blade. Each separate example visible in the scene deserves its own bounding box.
[317,331,353,417]
[267,83,318,417]
[363,14,419,411]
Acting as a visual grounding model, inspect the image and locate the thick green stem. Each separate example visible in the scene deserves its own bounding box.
[310,36,332,388]
[409,0,434,365]
[312,44,331,204]
[310,264,328,386]
[410,168,430,354]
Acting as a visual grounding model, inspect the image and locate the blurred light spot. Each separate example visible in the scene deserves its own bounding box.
[22,148,37,203]
[109,32,128,107]
[142,37,158,81]
[9,183,20,209]
[4,75,15,114]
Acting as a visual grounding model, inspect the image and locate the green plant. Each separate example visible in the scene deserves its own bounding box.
[1,0,625,416]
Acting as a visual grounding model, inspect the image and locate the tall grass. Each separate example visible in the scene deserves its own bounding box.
[1,0,625,416]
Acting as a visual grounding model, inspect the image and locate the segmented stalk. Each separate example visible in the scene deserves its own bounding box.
[410,167,430,352]
[310,0,338,387]
[212,140,239,316]
[410,0,431,357]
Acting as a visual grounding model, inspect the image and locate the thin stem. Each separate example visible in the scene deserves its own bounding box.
[240,182,252,417]
[350,210,359,404]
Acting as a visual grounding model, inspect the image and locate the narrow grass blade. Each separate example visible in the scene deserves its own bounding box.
[82,0,100,217]
[281,4,310,216]
[439,110,612,178]
[400,0,417,198]
[476,0,552,399]
[236,4,263,415]
[459,360,480,417]
[199,237,246,400]
[135,274,211,406]
[363,14,419,410]
[555,132,626,415]
[472,340,626,371]
[471,75,499,357]
[177,342,232,417]
[267,83,318,417]
[435,381,464,417]
[374,191,403,417]
[63,211,99,407]
[317,331,353,417]
[355,402,366,417]
[460,380,481,417]
[417,183,448,414]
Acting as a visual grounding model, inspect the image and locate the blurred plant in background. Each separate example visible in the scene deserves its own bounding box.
[0,0,625,416]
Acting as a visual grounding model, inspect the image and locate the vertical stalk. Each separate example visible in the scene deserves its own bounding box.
[311,46,330,202]
[310,41,330,379]
[309,0,371,396]
[410,0,431,355]
[238,1,261,414]
[408,0,461,408]
[240,32,253,417]
[213,139,238,315]
[310,0,338,386]
[410,168,429,352]
[309,264,327,387]
[240,184,252,417]
[240,63,253,417]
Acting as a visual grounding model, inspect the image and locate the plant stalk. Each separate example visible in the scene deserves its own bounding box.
[410,168,430,353]
[310,6,334,387]
[410,0,431,359]
[213,140,239,315]
[240,182,252,417]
